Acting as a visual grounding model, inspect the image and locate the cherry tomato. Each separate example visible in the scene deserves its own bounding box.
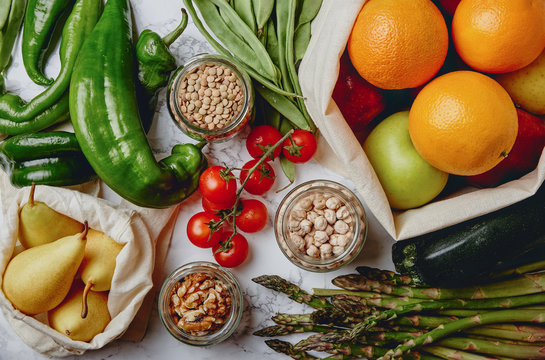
[199,166,237,204]
[212,232,249,268]
[239,159,276,195]
[202,196,236,214]
[236,199,268,233]
[246,125,283,160]
[282,130,317,163]
[186,212,225,248]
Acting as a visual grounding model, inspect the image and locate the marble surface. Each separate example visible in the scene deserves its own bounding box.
[0,0,397,358]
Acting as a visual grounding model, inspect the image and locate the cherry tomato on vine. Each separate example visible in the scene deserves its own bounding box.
[199,166,237,204]
[186,212,225,248]
[246,125,283,160]
[239,159,275,195]
[202,196,236,214]
[212,232,249,268]
[236,199,268,233]
[282,129,317,163]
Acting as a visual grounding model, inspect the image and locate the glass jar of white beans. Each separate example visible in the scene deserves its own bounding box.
[275,180,368,272]
[167,54,254,142]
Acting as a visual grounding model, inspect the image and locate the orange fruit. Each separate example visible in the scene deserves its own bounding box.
[347,0,448,90]
[452,0,545,74]
[408,71,518,176]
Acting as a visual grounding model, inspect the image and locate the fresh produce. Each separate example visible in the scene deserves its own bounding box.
[253,266,545,360]
[186,211,225,249]
[69,0,207,208]
[282,129,317,164]
[0,0,26,79]
[21,0,75,85]
[212,232,249,268]
[347,0,448,90]
[392,185,545,287]
[236,199,268,233]
[466,109,545,188]
[0,0,100,135]
[239,159,275,195]
[496,49,545,115]
[0,131,97,187]
[48,281,110,342]
[79,229,124,318]
[409,70,518,176]
[201,195,236,214]
[363,111,448,210]
[17,183,83,249]
[332,51,385,133]
[246,125,283,160]
[199,166,238,204]
[452,0,545,74]
[2,222,88,315]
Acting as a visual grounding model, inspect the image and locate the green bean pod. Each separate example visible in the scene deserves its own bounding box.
[253,0,274,38]
[256,84,311,131]
[233,0,256,33]
[22,0,76,85]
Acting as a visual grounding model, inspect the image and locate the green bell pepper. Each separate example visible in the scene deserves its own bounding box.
[0,131,96,187]
[70,0,207,208]
[22,0,75,85]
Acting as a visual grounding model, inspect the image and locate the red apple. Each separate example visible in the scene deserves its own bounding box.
[332,51,386,133]
[465,109,545,188]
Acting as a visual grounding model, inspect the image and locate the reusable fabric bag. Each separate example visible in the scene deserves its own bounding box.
[300,0,545,240]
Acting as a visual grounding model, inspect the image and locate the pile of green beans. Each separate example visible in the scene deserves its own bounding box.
[184,0,322,179]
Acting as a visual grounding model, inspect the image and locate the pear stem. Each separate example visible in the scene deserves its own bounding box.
[79,221,89,241]
[81,281,93,319]
[28,183,36,207]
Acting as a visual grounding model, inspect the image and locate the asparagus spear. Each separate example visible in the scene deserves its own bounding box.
[272,313,314,325]
[423,345,514,360]
[265,339,319,360]
[254,324,335,337]
[295,330,424,351]
[490,260,545,280]
[437,336,545,359]
[333,272,545,300]
[379,309,545,360]
[253,275,333,308]
[313,289,424,309]
[464,324,545,343]
[356,266,424,287]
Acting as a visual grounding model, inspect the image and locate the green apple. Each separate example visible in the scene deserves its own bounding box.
[363,111,449,210]
[496,49,545,115]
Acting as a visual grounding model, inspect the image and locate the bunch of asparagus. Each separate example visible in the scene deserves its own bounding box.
[253,261,545,360]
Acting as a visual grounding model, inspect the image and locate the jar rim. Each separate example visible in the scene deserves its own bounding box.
[168,54,253,138]
[157,261,243,346]
[274,180,368,272]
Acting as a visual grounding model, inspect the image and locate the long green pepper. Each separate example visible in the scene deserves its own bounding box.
[69,0,207,208]
[0,0,101,135]
[22,0,75,85]
[0,0,26,77]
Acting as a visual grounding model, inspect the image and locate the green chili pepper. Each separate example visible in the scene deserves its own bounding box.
[70,0,207,208]
[0,0,101,135]
[0,0,26,74]
[136,9,188,132]
[22,0,76,85]
[0,131,96,187]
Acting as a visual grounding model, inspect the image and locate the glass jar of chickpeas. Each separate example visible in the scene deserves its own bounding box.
[167,54,254,142]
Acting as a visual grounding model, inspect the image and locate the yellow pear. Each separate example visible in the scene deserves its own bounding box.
[79,229,124,318]
[48,281,110,342]
[18,183,83,249]
[2,222,89,315]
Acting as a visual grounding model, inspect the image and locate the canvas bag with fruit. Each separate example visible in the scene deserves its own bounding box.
[0,174,155,357]
[301,0,545,240]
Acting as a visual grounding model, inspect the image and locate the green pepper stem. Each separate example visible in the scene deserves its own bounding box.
[163,8,189,47]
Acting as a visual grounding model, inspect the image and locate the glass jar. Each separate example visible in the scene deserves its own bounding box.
[275,180,367,272]
[167,54,254,142]
[158,261,243,346]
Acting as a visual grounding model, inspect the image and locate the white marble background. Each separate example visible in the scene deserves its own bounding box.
[0,0,396,358]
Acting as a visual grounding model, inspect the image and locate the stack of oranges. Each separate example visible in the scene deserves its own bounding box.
[348,0,545,178]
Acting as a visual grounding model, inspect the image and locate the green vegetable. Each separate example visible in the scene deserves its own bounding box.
[233,0,256,33]
[0,0,101,135]
[0,131,96,187]
[69,0,207,208]
[0,0,26,75]
[253,0,274,38]
[392,186,545,287]
[252,274,332,308]
[22,0,75,85]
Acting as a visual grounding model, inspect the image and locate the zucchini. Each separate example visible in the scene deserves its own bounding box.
[392,185,545,287]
